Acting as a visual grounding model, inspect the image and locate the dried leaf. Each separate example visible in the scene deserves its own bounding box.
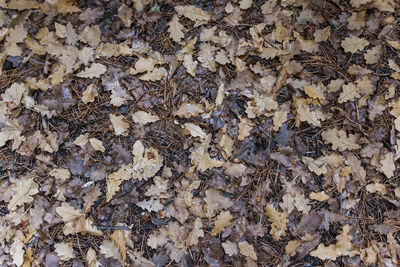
[264,204,288,240]
[183,54,197,76]
[184,123,206,138]
[132,111,159,125]
[8,175,39,211]
[109,114,129,136]
[173,102,204,118]
[222,240,238,256]
[211,210,232,236]
[175,5,210,24]
[309,191,330,201]
[81,84,98,104]
[54,243,75,261]
[118,4,133,27]
[379,152,395,178]
[341,36,369,53]
[168,15,185,43]
[76,63,107,78]
[238,241,257,260]
[322,128,361,151]
[89,138,105,152]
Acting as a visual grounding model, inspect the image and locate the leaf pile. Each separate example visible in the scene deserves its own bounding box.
[1,0,400,266]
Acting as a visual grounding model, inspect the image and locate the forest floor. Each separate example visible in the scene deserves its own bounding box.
[0,0,400,266]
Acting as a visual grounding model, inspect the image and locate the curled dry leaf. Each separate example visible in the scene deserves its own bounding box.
[109,114,130,136]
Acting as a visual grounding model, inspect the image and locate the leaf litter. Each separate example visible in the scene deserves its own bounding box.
[0,0,400,266]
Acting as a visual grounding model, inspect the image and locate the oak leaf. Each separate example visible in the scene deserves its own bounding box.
[132,111,160,125]
[238,241,257,260]
[341,36,369,53]
[264,204,288,240]
[211,210,232,236]
[8,175,39,211]
[321,128,361,151]
[76,63,107,78]
[54,243,75,261]
[168,15,185,43]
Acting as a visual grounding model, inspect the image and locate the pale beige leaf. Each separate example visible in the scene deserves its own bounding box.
[8,176,39,211]
[183,54,197,76]
[380,152,395,178]
[89,138,105,152]
[238,118,253,141]
[106,166,131,202]
[1,82,25,107]
[168,15,185,43]
[54,243,75,261]
[222,240,238,256]
[339,83,360,103]
[314,26,330,42]
[49,168,70,181]
[364,45,381,64]
[302,156,327,175]
[56,202,82,221]
[341,36,369,53]
[139,67,166,81]
[173,102,204,118]
[264,204,288,240]
[110,230,127,265]
[129,57,157,75]
[81,84,98,104]
[285,240,301,256]
[322,128,361,151]
[211,210,232,236]
[100,240,123,265]
[197,43,217,71]
[109,114,129,136]
[238,241,257,260]
[204,188,233,217]
[118,4,133,27]
[296,100,321,127]
[239,0,252,9]
[184,123,206,138]
[132,111,160,125]
[309,191,330,201]
[175,5,210,23]
[76,63,107,78]
[304,84,325,100]
[190,135,224,171]
[6,0,39,10]
[55,0,81,14]
[10,235,24,267]
[74,133,89,147]
[186,218,204,246]
[310,244,339,260]
[366,183,387,195]
[137,197,164,212]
